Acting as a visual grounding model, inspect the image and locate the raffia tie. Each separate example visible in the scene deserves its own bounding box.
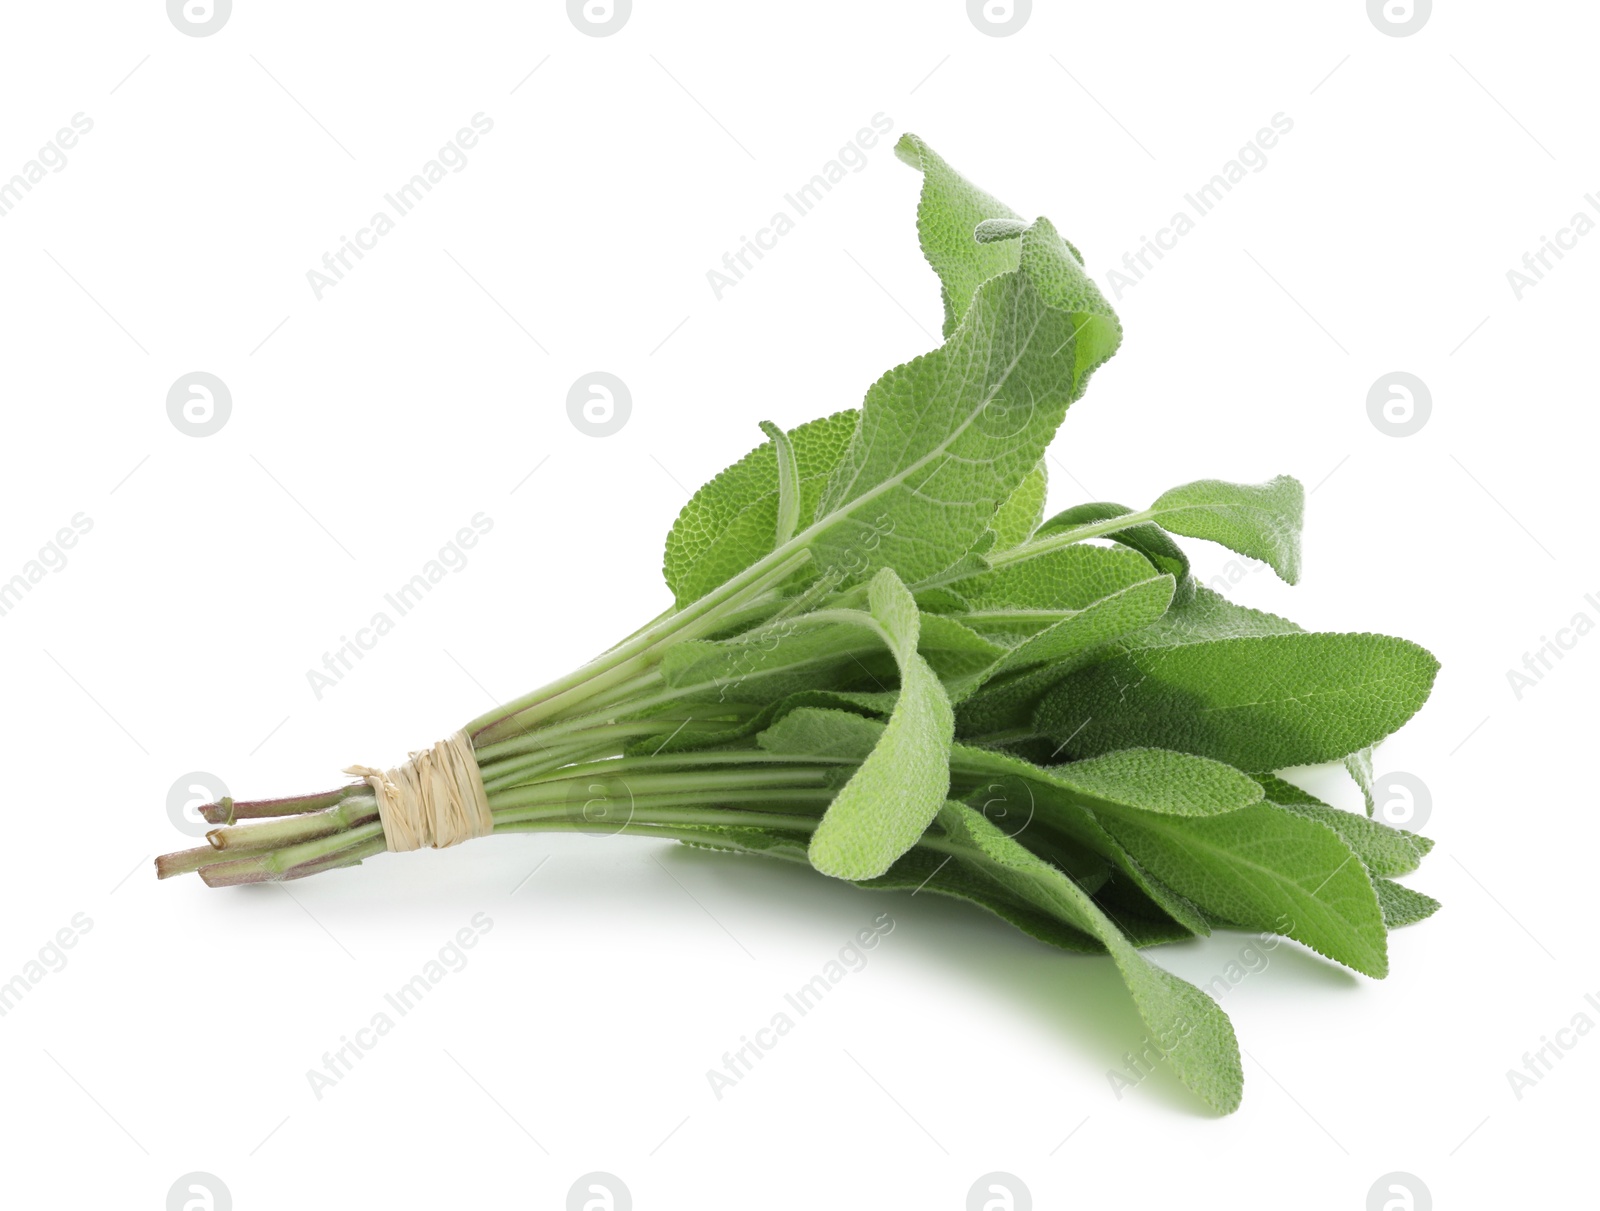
[345,730,492,852]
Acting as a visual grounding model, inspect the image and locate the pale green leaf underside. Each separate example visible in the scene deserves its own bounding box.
[1149,476,1305,585]
[760,420,802,546]
[1345,747,1378,817]
[895,132,1027,338]
[806,570,955,880]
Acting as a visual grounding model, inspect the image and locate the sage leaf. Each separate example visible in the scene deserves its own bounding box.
[807,570,956,880]
[1147,476,1304,585]
[807,219,1120,590]
[936,801,1244,1113]
[1119,583,1303,651]
[953,544,1160,617]
[894,133,1029,337]
[1256,774,1432,878]
[953,574,1182,736]
[164,131,1442,1119]
[1037,632,1440,771]
[1038,501,1195,602]
[991,459,1048,550]
[1374,878,1442,929]
[664,410,859,608]
[1094,803,1390,978]
[759,420,802,546]
[1345,746,1378,817]
[984,575,1176,678]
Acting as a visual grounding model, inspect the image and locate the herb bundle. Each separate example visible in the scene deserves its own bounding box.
[158,135,1439,1112]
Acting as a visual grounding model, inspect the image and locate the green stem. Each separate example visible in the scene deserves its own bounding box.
[486,750,854,793]
[467,549,813,743]
[984,508,1157,569]
[199,833,386,887]
[477,615,883,768]
[202,786,355,824]
[495,806,826,835]
[157,844,234,879]
[475,717,744,768]
[281,836,387,881]
[264,821,387,873]
[957,609,1076,626]
[205,793,378,853]
[479,743,623,794]
[489,778,833,819]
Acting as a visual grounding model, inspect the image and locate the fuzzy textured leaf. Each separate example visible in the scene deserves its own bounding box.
[1374,878,1441,929]
[807,570,955,879]
[1256,774,1432,877]
[936,802,1244,1112]
[807,219,1120,590]
[664,410,859,608]
[1095,803,1390,977]
[1037,632,1440,771]
[1037,501,1194,602]
[1147,476,1304,585]
[991,460,1048,550]
[895,133,1028,337]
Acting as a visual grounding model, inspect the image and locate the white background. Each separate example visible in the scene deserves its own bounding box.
[0,2,1593,1207]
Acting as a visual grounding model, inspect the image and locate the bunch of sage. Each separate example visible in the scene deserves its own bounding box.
[158,135,1438,1113]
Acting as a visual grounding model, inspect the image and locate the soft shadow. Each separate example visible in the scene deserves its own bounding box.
[658,843,1224,1117]
[250,834,1361,1117]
